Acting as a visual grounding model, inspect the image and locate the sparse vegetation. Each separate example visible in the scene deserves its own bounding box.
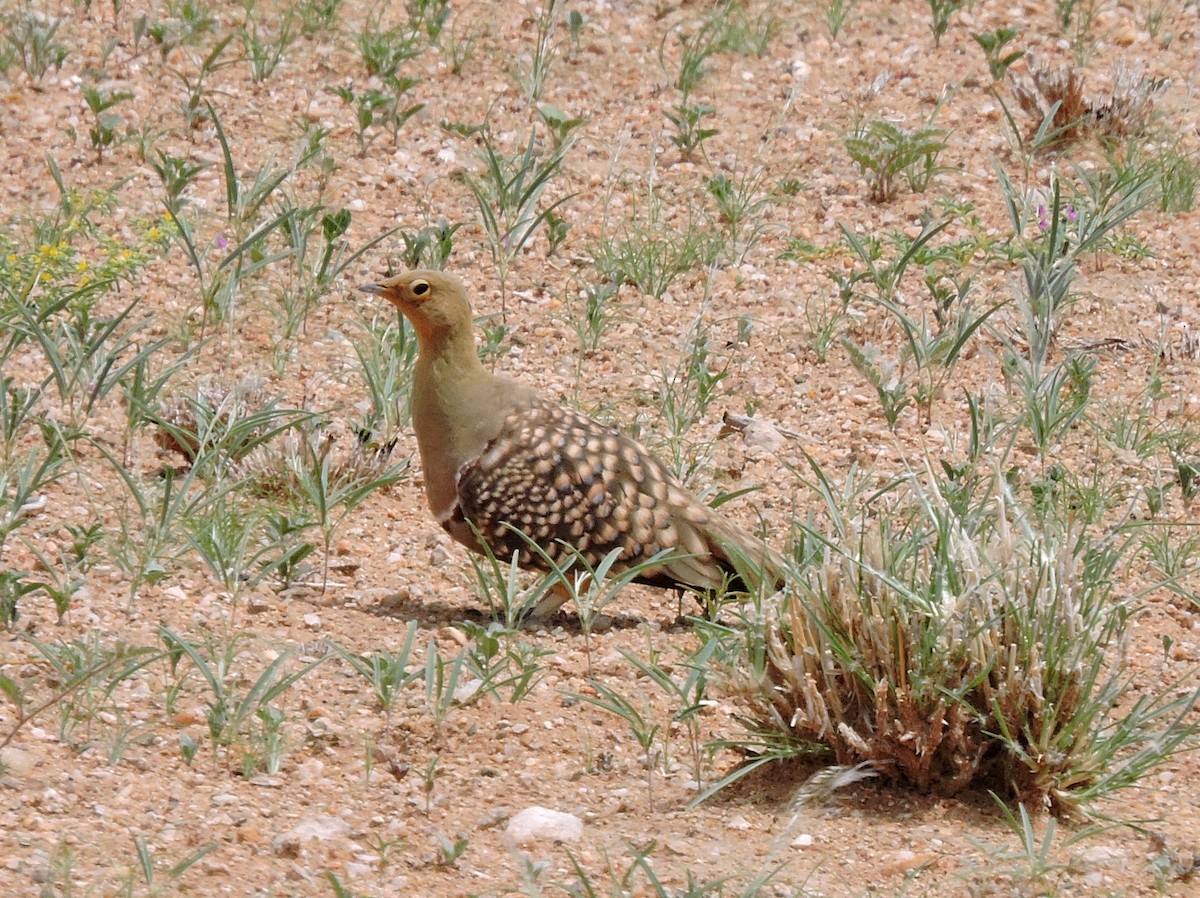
[1,1,1198,896]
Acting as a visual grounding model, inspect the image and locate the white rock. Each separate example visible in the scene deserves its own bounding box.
[1075,845,1128,871]
[0,747,37,776]
[280,815,351,843]
[453,678,483,704]
[505,806,583,846]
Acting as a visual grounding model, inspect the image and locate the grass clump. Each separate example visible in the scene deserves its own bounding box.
[1008,56,1167,148]
[592,188,720,299]
[844,118,948,203]
[715,460,1200,816]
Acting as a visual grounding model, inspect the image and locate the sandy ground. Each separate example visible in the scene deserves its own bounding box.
[2,0,1200,895]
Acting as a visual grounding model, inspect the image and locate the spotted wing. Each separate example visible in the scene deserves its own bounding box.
[448,397,744,588]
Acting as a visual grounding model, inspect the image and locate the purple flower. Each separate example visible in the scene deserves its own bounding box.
[1036,204,1049,231]
[215,234,229,250]
[1065,204,1078,222]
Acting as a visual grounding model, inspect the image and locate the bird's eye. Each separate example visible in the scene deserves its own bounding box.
[412,279,430,296]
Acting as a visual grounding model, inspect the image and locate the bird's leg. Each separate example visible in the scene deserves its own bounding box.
[529,580,574,621]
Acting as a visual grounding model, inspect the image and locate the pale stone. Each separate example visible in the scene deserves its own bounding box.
[505,806,583,845]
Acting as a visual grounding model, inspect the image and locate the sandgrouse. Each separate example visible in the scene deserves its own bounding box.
[359,270,785,616]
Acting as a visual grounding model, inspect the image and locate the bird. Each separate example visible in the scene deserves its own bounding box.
[358,269,786,617]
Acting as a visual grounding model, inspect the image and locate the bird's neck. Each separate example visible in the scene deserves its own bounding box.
[416,324,488,383]
[411,325,502,518]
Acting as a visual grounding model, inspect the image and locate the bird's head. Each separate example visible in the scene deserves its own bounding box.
[358,270,473,336]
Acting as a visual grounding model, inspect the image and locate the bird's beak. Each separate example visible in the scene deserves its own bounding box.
[358,283,385,295]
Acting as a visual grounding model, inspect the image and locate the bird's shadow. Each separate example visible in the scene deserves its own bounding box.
[363,591,679,633]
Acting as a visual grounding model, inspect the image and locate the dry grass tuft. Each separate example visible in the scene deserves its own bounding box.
[722,465,1199,815]
[1009,55,1167,146]
[153,375,273,461]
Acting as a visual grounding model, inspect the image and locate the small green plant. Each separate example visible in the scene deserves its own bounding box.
[844,118,948,202]
[335,621,423,729]
[281,423,410,592]
[801,292,850,363]
[325,872,369,898]
[1141,525,1200,596]
[432,830,469,867]
[503,530,680,673]
[514,0,561,102]
[707,0,778,56]
[537,102,586,149]
[995,164,1155,368]
[592,191,719,299]
[420,755,441,811]
[80,85,135,162]
[352,311,419,441]
[467,524,563,630]
[329,79,425,154]
[144,0,219,57]
[620,639,718,789]
[0,636,159,750]
[396,218,461,270]
[1005,351,1094,461]
[706,167,772,263]
[459,620,549,703]
[151,151,210,215]
[443,23,477,74]
[665,100,719,161]
[840,338,911,430]
[927,0,966,46]
[777,177,803,197]
[116,834,216,897]
[422,637,469,738]
[835,219,999,428]
[158,627,327,772]
[565,8,585,52]
[170,34,235,131]
[651,320,729,481]
[1056,0,1101,63]
[182,494,271,605]
[296,0,342,36]
[1140,0,1174,39]
[968,800,1107,894]
[357,14,423,81]
[463,126,574,317]
[824,0,857,39]
[973,27,1024,81]
[1157,145,1199,213]
[674,24,716,95]
[239,10,295,82]
[560,278,620,357]
[276,202,397,338]
[407,0,451,40]
[4,6,68,82]
[572,678,662,807]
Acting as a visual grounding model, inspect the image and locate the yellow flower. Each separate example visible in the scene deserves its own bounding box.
[76,260,88,271]
[5,254,17,265]
[147,227,162,241]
